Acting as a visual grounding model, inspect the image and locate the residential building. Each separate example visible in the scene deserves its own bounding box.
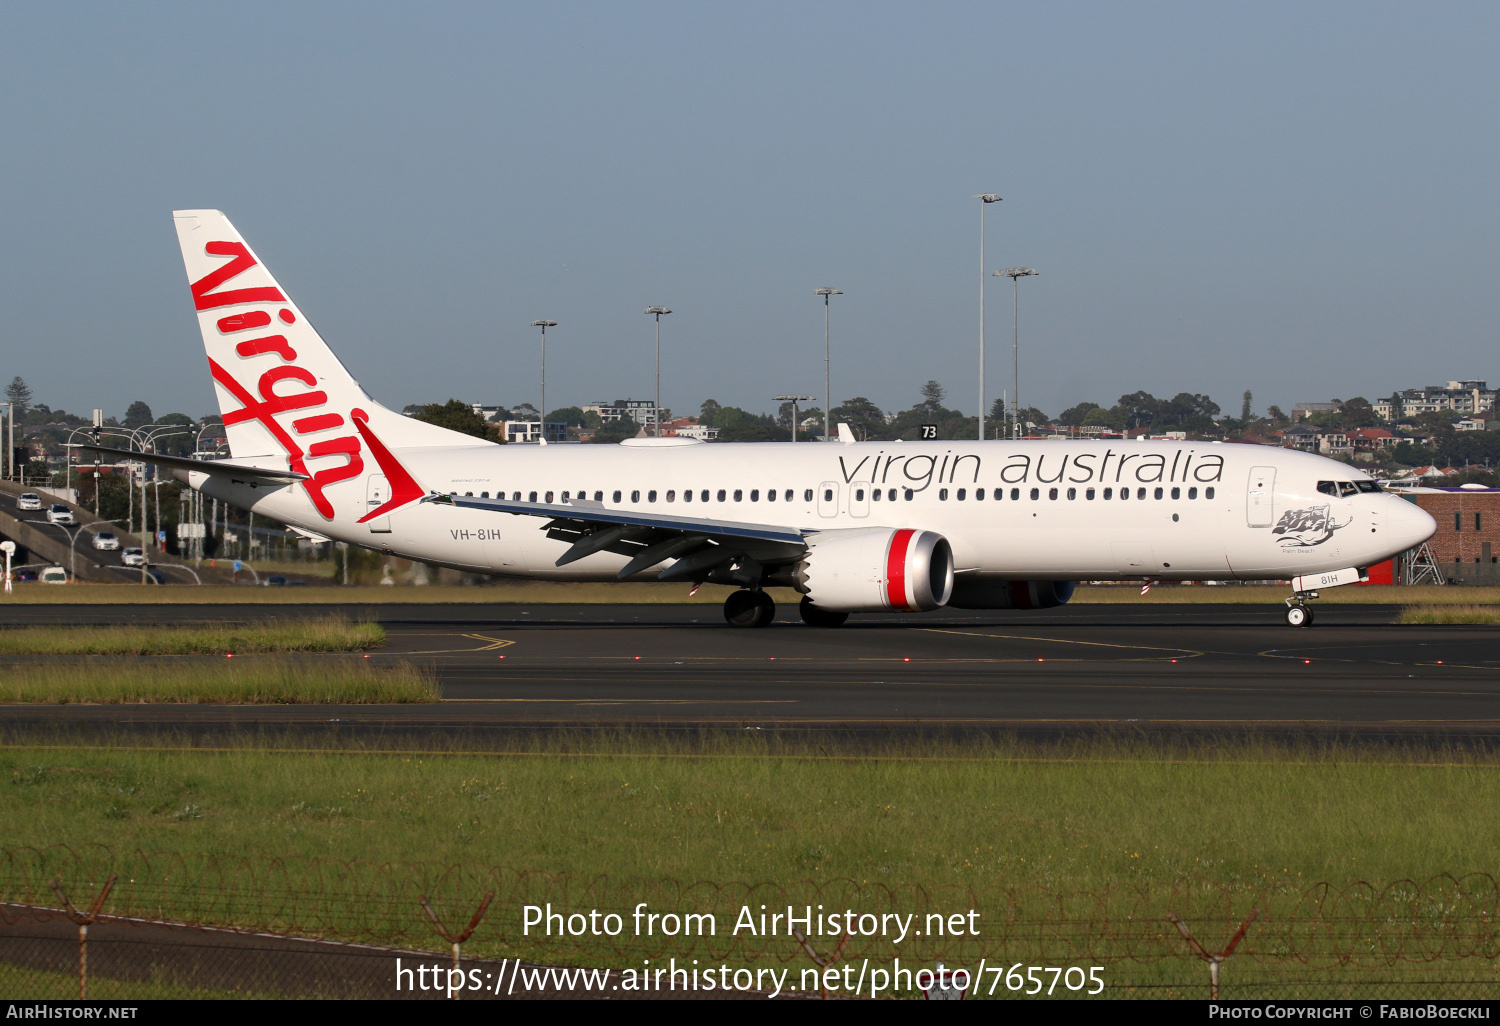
[1291,402,1339,422]
[583,400,659,427]
[503,421,568,443]
[672,423,719,441]
[1347,427,1399,451]
[1377,381,1496,421]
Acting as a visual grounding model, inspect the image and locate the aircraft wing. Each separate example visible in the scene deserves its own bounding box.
[424,492,808,582]
[68,443,308,485]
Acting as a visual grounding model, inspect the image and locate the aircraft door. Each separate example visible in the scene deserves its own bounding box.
[849,482,870,518]
[366,475,391,533]
[817,481,840,519]
[1246,466,1276,528]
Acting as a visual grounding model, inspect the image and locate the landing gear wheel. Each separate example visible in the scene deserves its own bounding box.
[1285,605,1313,628]
[799,596,849,628]
[724,589,775,628]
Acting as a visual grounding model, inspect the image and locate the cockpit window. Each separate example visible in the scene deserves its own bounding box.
[1338,482,1358,497]
[1356,481,1382,493]
[1316,481,1338,496]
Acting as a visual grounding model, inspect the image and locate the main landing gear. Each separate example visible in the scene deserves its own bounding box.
[724,589,775,628]
[799,596,849,628]
[1285,590,1319,628]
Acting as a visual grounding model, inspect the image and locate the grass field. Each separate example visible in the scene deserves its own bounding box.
[6,582,1500,605]
[0,965,263,1001]
[3,734,1495,997]
[0,615,384,654]
[1398,604,1500,624]
[1,734,1491,888]
[0,658,435,704]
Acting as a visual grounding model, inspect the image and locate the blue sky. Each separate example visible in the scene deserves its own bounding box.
[2,2,1496,424]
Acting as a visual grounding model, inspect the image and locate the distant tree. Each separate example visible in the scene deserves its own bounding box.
[123,401,154,428]
[587,421,639,444]
[710,406,753,429]
[1411,410,1458,436]
[512,402,539,421]
[546,406,586,427]
[1057,402,1101,426]
[1383,392,1403,423]
[715,421,787,443]
[401,404,426,416]
[1266,404,1288,424]
[413,399,497,441]
[919,380,946,415]
[1017,406,1050,432]
[830,397,886,441]
[5,376,32,415]
[1157,393,1220,433]
[699,399,722,424]
[1082,406,1125,429]
[1339,397,1377,429]
[1241,390,1254,422]
[1115,391,1160,430]
[579,410,603,430]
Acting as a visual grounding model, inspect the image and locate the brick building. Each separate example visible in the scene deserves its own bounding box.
[1406,487,1500,582]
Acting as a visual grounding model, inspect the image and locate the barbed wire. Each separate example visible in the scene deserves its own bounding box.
[1,846,1498,999]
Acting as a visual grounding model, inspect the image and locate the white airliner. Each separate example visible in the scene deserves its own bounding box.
[79,210,1436,628]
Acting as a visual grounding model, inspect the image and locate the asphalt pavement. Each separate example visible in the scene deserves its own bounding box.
[2,602,1498,742]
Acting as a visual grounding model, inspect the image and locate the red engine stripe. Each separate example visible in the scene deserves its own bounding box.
[885,529,915,610]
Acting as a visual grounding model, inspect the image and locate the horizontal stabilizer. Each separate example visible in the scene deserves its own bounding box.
[68,443,308,484]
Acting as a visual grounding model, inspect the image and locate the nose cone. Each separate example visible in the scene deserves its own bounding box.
[1386,497,1437,553]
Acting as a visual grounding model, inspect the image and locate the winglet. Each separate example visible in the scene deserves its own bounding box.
[837,423,857,444]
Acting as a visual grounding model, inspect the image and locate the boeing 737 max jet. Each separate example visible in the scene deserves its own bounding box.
[77,211,1436,628]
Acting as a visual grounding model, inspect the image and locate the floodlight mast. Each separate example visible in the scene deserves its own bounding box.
[775,394,817,443]
[645,307,672,436]
[813,289,842,441]
[530,320,557,444]
[994,268,1038,438]
[972,194,1001,439]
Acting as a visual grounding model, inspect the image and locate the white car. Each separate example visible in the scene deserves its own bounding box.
[46,504,75,525]
[92,531,120,551]
[121,547,146,567]
[16,493,41,511]
[39,566,68,584]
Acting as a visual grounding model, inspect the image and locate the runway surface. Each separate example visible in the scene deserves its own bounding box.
[3,602,1500,740]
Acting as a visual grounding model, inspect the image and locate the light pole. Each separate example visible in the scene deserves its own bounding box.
[996,268,1038,438]
[4,402,13,482]
[530,320,556,444]
[814,288,842,441]
[972,194,1001,440]
[1,540,12,595]
[644,307,671,437]
[775,395,816,443]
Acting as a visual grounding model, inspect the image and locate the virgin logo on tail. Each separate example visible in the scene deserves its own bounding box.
[192,242,417,521]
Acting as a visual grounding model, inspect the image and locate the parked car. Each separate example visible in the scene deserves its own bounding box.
[16,493,42,511]
[45,504,74,525]
[92,530,120,551]
[121,547,146,567]
[14,569,38,582]
[39,566,68,584]
[264,575,288,586]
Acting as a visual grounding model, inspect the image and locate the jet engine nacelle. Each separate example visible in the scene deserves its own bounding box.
[794,527,954,613]
[948,578,1076,609]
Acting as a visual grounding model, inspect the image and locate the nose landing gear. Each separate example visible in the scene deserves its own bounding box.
[724,589,775,628]
[1285,590,1318,628]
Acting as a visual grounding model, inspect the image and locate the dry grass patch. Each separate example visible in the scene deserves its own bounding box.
[0,657,436,704]
[0,615,384,654]
[1397,604,1500,624]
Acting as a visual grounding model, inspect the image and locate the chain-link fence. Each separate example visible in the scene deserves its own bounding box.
[2,846,1497,999]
